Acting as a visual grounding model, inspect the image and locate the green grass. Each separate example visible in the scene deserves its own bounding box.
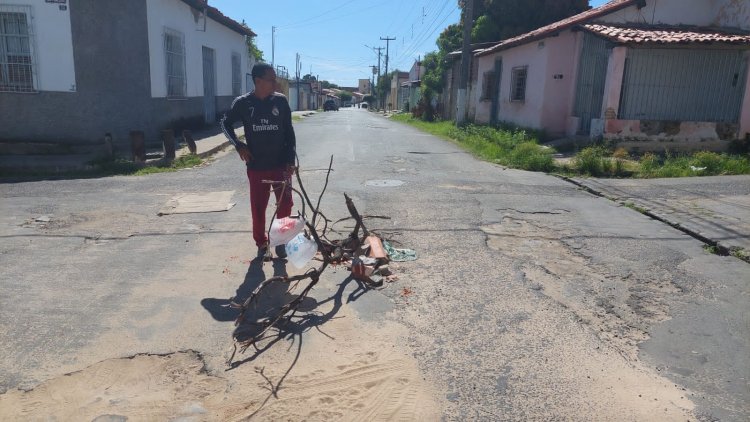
[623,202,647,213]
[83,154,205,176]
[729,247,749,261]
[392,114,750,178]
[636,151,750,178]
[391,114,554,172]
[0,154,206,180]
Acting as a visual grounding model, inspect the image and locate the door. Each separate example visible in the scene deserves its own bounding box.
[490,58,502,125]
[202,46,216,123]
[573,33,610,135]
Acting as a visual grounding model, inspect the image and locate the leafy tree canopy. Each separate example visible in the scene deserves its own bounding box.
[421,51,445,96]
[320,80,339,89]
[468,0,589,43]
[241,22,264,62]
[437,23,462,53]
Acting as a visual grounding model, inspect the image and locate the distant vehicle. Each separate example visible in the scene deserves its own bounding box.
[323,100,338,111]
[361,102,368,109]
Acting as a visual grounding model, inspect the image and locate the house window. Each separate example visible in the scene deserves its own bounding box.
[231,52,241,96]
[0,6,36,93]
[481,70,496,101]
[164,28,186,97]
[510,66,527,102]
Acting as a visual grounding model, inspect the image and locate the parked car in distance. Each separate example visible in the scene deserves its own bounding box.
[323,100,338,111]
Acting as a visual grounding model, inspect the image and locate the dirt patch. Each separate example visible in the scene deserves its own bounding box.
[0,343,439,421]
[0,351,227,420]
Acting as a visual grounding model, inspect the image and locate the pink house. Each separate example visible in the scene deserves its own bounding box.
[473,0,750,152]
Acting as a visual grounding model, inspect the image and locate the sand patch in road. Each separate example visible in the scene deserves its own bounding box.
[0,295,440,421]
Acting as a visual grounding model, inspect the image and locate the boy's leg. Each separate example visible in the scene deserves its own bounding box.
[271,169,294,219]
[247,169,272,248]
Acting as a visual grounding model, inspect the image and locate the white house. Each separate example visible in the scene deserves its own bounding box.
[0,0,254,151]
[473,0,750,152]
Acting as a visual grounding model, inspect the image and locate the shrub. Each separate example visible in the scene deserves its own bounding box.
[639,152,660,175]
[573,146,610,176]
[508,142,555,171]
[690,151,724,174]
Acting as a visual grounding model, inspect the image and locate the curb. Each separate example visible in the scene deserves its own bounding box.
[556,175,748,263]
[196,140,231,159]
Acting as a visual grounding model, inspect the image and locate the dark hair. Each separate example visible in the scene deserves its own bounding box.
[252,63,274,81]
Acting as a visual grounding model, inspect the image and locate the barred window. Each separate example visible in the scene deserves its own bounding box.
[0,6,36,93]
[510,66,527,102]
[481,71,496,101]
[164,28,186,97]
[231,52,241,95]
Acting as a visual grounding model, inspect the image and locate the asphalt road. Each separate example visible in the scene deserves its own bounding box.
[1,107,748,420]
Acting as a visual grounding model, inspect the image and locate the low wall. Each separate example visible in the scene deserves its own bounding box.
[603,119,740,153]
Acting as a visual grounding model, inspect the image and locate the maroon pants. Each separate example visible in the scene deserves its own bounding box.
[246,168,293,247]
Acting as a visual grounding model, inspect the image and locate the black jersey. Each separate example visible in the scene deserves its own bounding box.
[220,92,296,170]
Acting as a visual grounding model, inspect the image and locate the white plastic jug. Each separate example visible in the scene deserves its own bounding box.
[268,216,305,247]
[285,233,318,268]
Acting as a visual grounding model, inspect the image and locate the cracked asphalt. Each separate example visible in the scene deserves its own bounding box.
[1,108,748,420]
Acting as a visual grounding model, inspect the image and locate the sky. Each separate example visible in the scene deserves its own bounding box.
[209,0,610,87]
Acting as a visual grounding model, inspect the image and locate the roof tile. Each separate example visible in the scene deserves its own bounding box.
[581,23,750,45]
[476,0,640,56]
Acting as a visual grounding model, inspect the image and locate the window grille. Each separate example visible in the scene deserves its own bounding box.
[481,71,496,101]
[231,52,241,96]
[164,28,186,97]
[510,66,528,102]
[0,5,37,93]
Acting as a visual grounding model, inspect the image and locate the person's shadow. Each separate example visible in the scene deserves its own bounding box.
[201,256,296,322]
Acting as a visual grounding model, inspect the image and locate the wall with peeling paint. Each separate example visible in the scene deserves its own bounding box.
[712,0,750,30]
[603,119,739,152]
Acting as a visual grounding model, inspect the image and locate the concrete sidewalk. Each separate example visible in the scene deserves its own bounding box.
[566,175,750,256]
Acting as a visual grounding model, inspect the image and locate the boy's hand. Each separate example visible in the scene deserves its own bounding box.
[237,145,253,162]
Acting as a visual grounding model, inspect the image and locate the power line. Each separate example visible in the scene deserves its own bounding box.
[276,0,355,29]
[392,0,453,62]
[278,1,383,30]
[392,0,456,67]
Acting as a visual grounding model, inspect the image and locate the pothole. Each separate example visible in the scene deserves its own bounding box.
[365,179,405,187]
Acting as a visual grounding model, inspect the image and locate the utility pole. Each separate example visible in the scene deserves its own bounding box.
[380,36,395,111]
[271,26,276,67]
[295,53,301,111]
[376,47,382,106]
[370,65,377,95]
[456,0,473,125]
[366,45,383,109]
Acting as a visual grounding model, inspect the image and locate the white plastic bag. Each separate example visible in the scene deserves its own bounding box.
[285,232,318,268]
[268,216,305,247]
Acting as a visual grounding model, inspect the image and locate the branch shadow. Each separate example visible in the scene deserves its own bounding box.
[201,256,375,363]
[202,259,374,417]
[227,272,370,369]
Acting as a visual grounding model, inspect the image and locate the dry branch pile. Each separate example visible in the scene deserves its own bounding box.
[228,158,403,364]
